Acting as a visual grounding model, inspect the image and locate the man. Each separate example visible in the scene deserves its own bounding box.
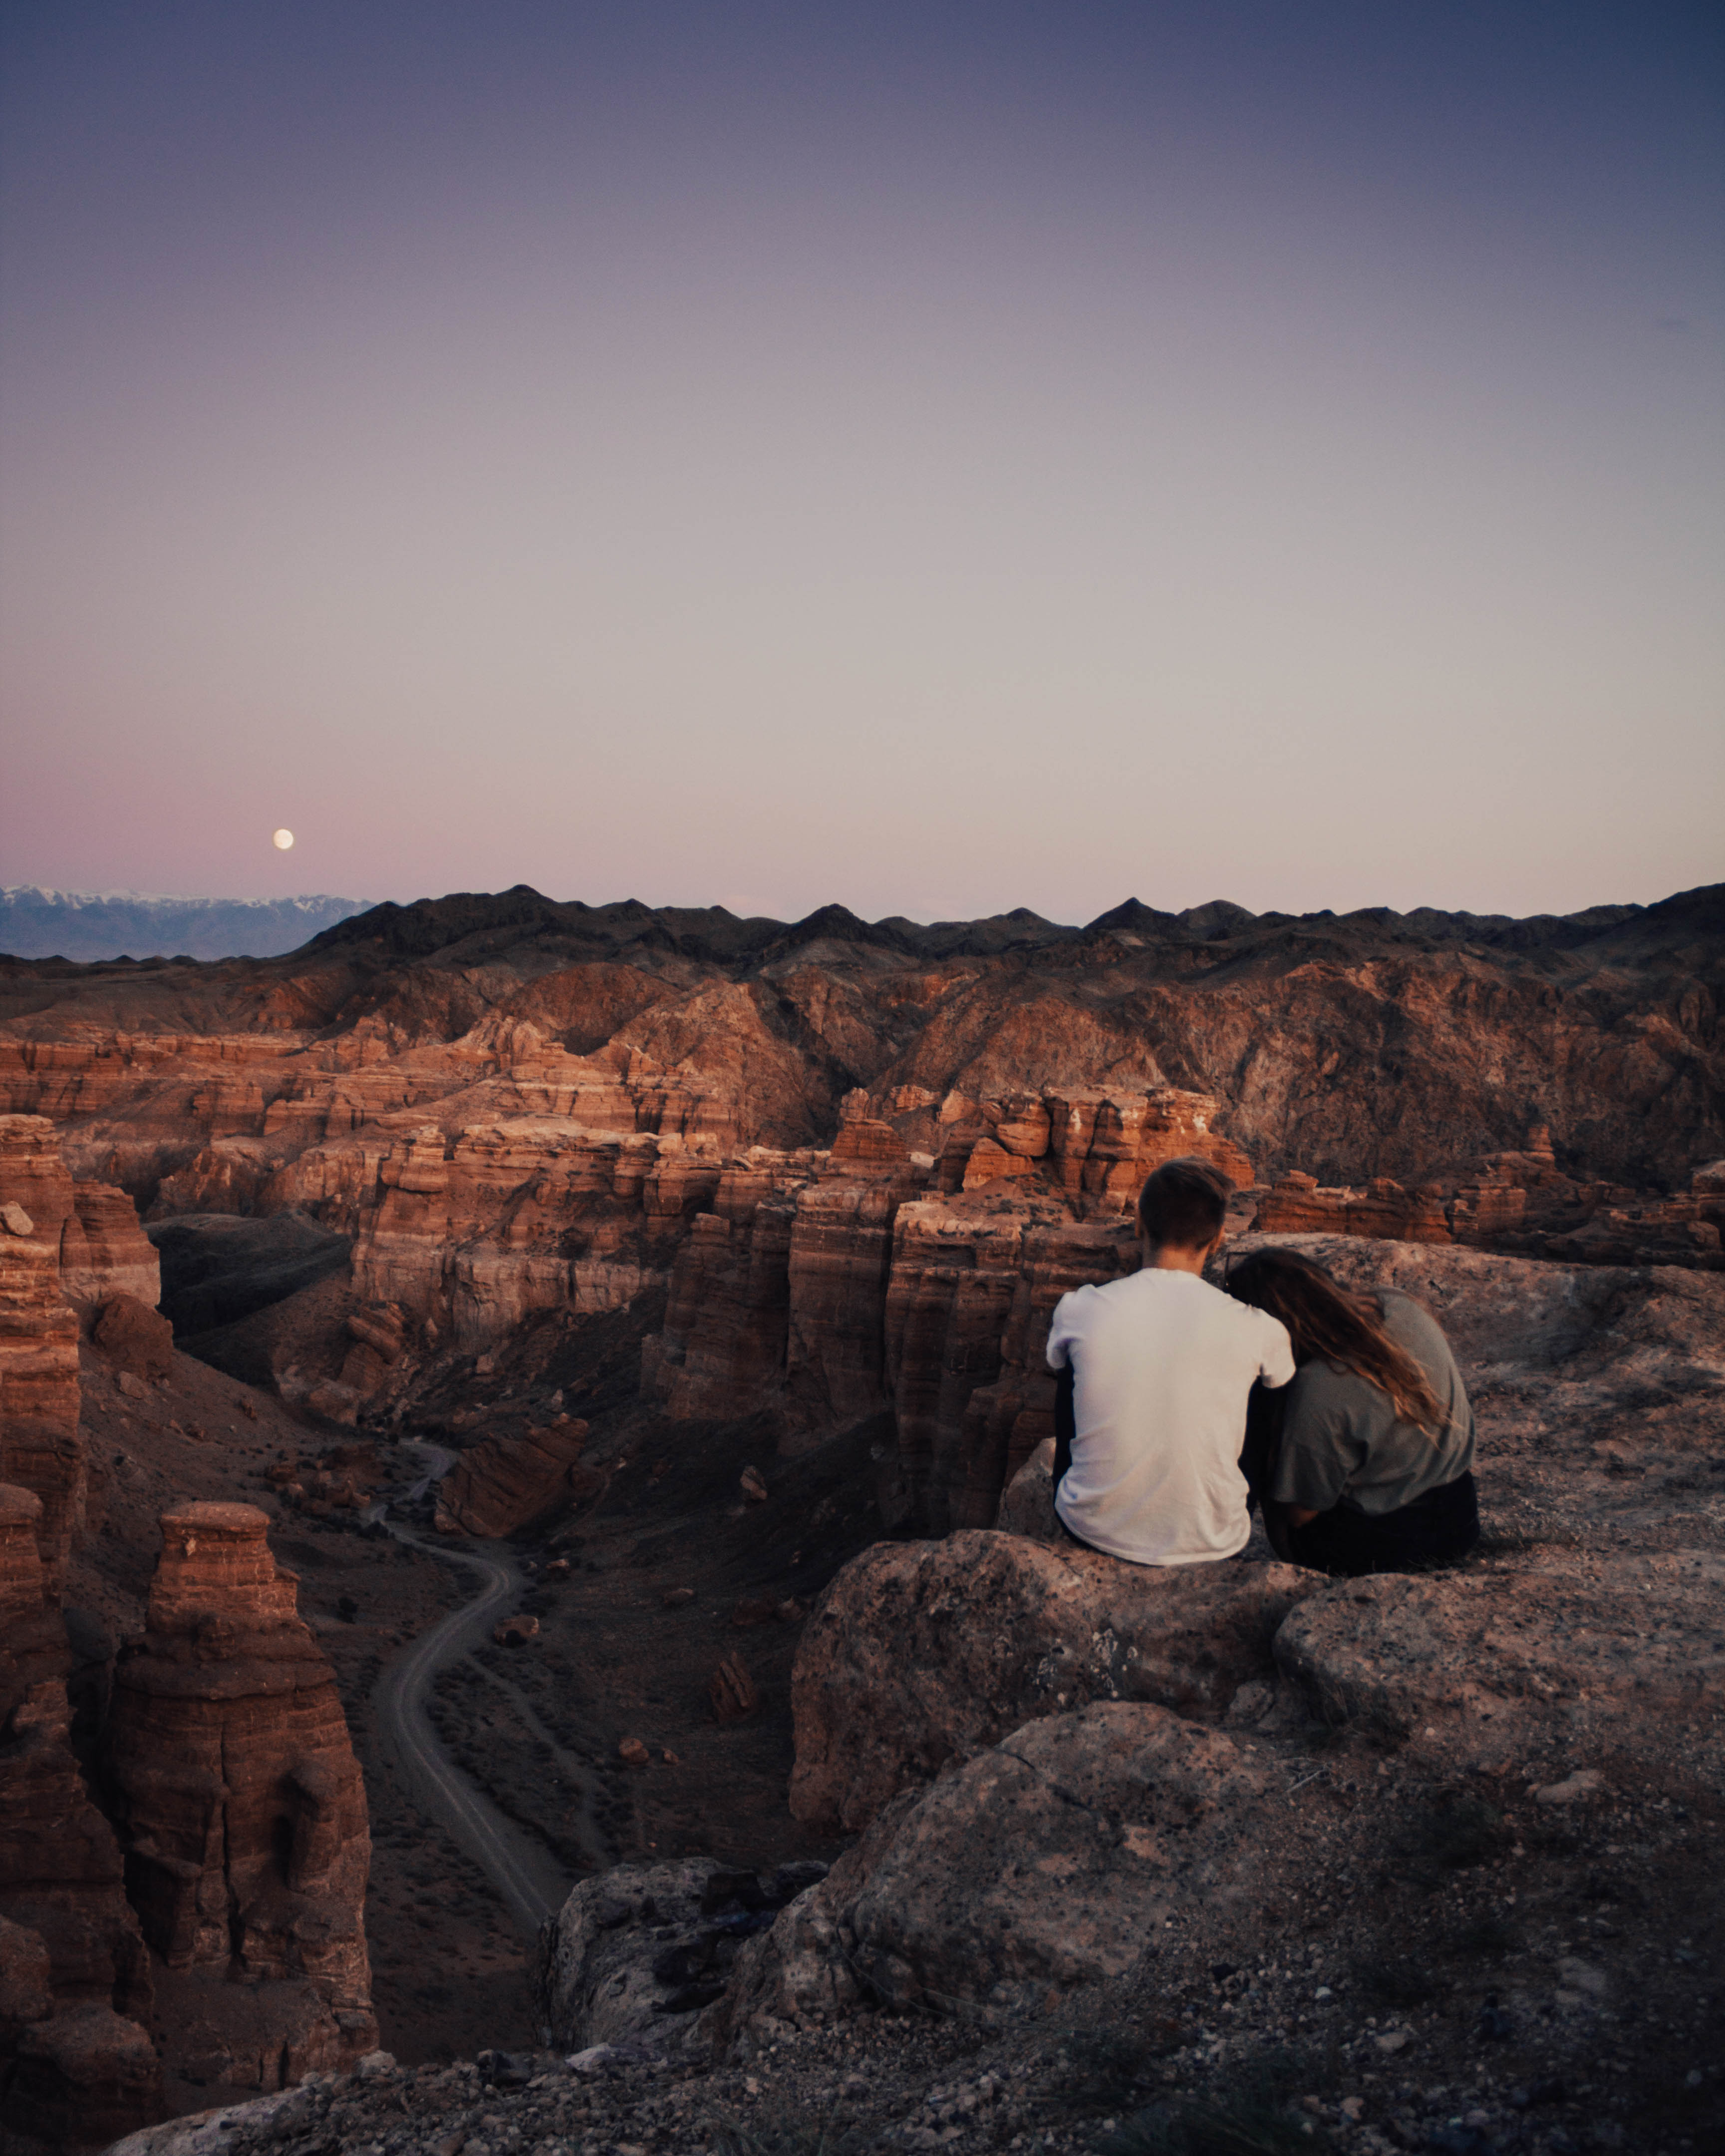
[1045,1157,1294,1565]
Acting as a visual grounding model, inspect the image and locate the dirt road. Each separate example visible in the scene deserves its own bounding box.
[371,1446,575,1936]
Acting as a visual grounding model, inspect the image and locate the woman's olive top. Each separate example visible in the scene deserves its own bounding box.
[1268,1290,1475,1517]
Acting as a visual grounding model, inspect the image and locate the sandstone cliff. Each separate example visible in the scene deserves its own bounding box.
[106,1503,377,2090]
[0,1484,162,2153]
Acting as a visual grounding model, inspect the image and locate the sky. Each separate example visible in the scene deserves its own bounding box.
[1,1,1721,927]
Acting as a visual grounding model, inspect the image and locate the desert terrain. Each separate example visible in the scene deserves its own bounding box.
[0,884,1720,2156]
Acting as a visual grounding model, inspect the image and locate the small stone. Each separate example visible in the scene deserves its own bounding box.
[1374,2029,1411,2054]
[740,1465,768,1502]
[116,1371,148,1399]
[618,1737,650,1766]
[661,1587,695,1607]
[1339,2097,1365,2122]
[1534,1769,1603,1804]
[355,2050,397,2078]
[566,2044,617,2076]
[1685,2069,1703,2088]
[0,1201,34,1236]
[710,1653,758,1722]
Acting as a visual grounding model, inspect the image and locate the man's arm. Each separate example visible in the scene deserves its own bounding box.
[1258,1313,1297,1391]
[1053,1363,1075,1494]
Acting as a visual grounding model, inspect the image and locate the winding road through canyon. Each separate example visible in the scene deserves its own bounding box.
[370,1444,579,1936]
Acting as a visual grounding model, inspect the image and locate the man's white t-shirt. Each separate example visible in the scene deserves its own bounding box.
[1045,1269,1296,1565]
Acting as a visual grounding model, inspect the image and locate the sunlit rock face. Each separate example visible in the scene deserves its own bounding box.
[0,1130,84,1580]
[106,1502,377,2087]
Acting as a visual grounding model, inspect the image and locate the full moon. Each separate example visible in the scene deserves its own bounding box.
[272,828,294,850]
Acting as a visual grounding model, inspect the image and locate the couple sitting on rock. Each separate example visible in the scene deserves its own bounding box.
[1047,1157,1479,1577]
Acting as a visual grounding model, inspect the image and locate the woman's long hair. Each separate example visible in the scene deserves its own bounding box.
[1224,1248,1449,1437]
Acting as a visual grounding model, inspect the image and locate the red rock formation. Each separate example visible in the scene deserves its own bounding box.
[57,1185,160,1311]
[106,1503,377,2086]
[1255,1171,1452,1242]
[0,1158,83,1579]
[90,1296,174,1382]
[433,1418,599,1537]
[1254,1142,1725,1272]
[0,1484,162,2150]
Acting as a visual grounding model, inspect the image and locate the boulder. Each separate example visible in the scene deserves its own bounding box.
[789,1529,1323,1831]
[1275,1548,1725,1775]
[92,1292,176,1380]
[538,1859,830,2051]
[434,1418,598,1538]
[710,1653,758,1722]
[716,1702,1266,2037]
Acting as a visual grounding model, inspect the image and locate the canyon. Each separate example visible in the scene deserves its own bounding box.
[0,883,1720,2155]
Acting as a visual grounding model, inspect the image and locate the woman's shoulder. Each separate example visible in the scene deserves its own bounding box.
[1378,1288,1453,1349]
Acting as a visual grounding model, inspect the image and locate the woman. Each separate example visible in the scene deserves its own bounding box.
[1223,1248,1478,1576]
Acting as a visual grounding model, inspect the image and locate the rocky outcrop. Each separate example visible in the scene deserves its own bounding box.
[0,1154,84,1579]
[90,1297,174,1383]
[537,1859,829,2051]
[1275,1548,1725,1769]
[788,1531,1322,1832]
[0,1115,165,1311]
[714,1702,1268,2035]
[1255,1171,1453,1243]
[0,1484,162,2151]
[433,1418,600,1538]
[57,1187,160,1312]
[1255,1139,1725,1273]
[106,1504,376,2088]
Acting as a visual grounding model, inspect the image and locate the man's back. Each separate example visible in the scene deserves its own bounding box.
[1046,1269,1294,1565]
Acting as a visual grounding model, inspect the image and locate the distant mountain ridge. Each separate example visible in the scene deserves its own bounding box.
[0,887,372,961]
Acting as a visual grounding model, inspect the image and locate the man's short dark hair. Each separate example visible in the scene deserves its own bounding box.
[1136,1157,1231,1249]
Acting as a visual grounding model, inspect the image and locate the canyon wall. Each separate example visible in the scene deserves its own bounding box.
[0,1117,163,1582]
[0,1484,163,2153]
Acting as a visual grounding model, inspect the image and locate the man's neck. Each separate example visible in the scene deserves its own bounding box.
[1142,1238,1218,1277]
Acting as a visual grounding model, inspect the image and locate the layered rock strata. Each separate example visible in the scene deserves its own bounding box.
[1256,1140,1725,1271]
[0,1158,84,1579]
[0,1114,160,1311]
[106,1504,377,2088]
[0,1484,163,2151]
[433,1417,600,1538]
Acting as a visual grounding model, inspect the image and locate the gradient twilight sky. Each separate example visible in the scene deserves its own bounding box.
[1,3,1721,925]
